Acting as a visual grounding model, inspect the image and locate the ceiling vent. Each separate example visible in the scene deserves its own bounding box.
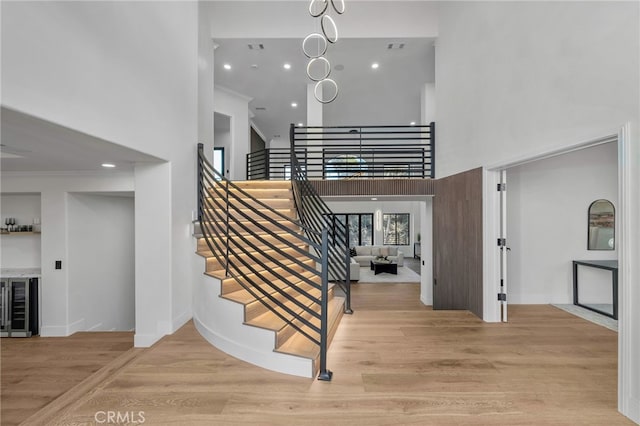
[387,43,405,50]
[248,43,265,50]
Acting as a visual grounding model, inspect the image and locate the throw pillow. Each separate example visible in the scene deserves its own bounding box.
[379,247,389,256]
[349,247,357,257]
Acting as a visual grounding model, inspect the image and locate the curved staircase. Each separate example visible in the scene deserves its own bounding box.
[193,175,346,379]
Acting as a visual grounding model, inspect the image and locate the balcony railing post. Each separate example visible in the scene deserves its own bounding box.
[430,121,436,178]
[197,143,204,222]
[317,228,332,381]
[344,239,353,315]
[225,178,230,276]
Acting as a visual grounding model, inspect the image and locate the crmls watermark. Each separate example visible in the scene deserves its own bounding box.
[94,411,146,424]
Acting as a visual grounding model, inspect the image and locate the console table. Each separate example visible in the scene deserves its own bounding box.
[572,260,618,320]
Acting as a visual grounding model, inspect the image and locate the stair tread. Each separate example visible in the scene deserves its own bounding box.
[242,284,323,322]
[276,296,345,359]
[198,244,308,259]
[244,284,334,331]
[205,257,316,280]
[221,272,320,305]
[232,180,292,188]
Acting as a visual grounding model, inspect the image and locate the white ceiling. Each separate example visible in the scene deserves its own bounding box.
[0,107,163,172]
[213,37,435,142]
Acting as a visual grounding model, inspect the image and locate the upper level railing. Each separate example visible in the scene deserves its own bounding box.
[197,143,334,381]
[247,123,435,181]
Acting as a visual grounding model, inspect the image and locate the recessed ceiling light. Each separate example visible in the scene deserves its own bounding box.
[297,122,304,127]
[410,121,416,126]
[223,63,231,70]
[291,102,298,108]
[102,163,116,168]
[371,198,378,201]
[283,63,291,70]
[371,62,379,69]
[250,64,259,69]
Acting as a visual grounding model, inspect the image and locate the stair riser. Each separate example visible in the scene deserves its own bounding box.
[207,188,293,200]
[231,181,292,190]
[201,208,297,222]
[220,263,317,294]
[206,249,310,273]
[202,218,301,235]
[244,281,320,322]
[198,235,296,253]
[204,197,295,210]
[275,287,335,348]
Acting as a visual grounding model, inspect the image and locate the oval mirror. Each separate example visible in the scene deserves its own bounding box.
[321,15,339,43]
[331,0,345,14]
[307,57,331,81]
[302,33,328,58]
[588,199,615,250]
[309,0,328,17]
[314,78,339,103]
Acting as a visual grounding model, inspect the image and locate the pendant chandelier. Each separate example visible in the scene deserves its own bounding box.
[303,0,345,104]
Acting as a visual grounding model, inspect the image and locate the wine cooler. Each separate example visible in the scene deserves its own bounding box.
[0,278,39,337]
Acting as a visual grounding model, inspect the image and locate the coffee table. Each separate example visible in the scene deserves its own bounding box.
[370,260,398,275]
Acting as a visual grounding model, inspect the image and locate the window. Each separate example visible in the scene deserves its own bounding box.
[324,154,367,180]
[383,213,410,245]
[329,213,373,247]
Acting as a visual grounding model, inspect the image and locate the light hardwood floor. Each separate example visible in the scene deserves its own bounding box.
[0,331,134,426]
[3,283,633,425]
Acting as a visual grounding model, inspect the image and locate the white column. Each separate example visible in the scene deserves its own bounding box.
[134,162,172,347]
[307,83,323,126]
[421,82,436,125]
[39,190,69,336]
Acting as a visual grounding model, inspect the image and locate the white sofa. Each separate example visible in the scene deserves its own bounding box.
[323,257,360,282]
[353,245,404,267]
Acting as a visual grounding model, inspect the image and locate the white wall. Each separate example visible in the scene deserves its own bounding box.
[507,142,618,304]
[2,1,199,346]
[1,172,134,336]
[214,86,251,180]
[68,193,135,332]
[436,2,640,421]
[436,1,638,179]
[204,1,438,39]
[0,194,41,269]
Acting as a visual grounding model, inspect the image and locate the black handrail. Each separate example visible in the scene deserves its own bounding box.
[197,143,333,380]
[289,125,353,318]
[248,123,435,180]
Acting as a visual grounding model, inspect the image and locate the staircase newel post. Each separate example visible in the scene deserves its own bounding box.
[430,121,436,178]
[225,177,230,277]
[318,228,333,381]
[197,143,204,222]
[344,239,353,315]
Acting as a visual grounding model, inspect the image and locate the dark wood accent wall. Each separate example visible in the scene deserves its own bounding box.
[433,168,483,318]
[311,179,436,197]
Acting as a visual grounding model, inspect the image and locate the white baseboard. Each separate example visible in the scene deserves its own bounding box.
[67,318,85,335]
[134,332,163,348]
[622,396,640,424]
[172,309,192,333]
[86,322,104,332]
[193,312,313,378]
[40,325,69,337]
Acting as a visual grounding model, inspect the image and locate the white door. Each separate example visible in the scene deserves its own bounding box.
[499,169,508,321]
